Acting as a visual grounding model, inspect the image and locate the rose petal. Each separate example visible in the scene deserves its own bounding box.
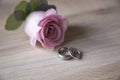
[38,15,59,27]
[42,23,62,48]
[29,34,38,46]
[44,8,57,17]
[56,15,68,32]
[61,18,68,32]
[24,11,45,46]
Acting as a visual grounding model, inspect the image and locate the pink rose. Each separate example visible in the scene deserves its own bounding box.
[24,8,68,49]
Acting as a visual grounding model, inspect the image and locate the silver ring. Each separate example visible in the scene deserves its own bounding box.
[68,47,82,60]
[57,47,73,60]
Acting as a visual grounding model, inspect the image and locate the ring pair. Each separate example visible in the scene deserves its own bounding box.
[57,47,82,60]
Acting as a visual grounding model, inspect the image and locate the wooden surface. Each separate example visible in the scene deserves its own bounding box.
[0,0,120,80]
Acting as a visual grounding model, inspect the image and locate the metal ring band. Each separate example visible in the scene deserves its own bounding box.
[68,47,82,60]
[57,47,73,60]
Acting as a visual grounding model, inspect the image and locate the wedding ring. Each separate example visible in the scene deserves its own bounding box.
[57,47,73,60]
[68,47,82,60]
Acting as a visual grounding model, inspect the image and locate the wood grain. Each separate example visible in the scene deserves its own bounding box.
[0,0,120,80]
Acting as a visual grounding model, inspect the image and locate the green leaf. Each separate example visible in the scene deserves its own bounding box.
[36,4,49,11]
[30,0,48,11]
[14,11,25,21]
[15,1,28,16]
[26,3,32,15]
[35,4,56,11]
[34,0,48,6]
[5,14,23,30]
[48,5,56,10]
[14,1,32,21]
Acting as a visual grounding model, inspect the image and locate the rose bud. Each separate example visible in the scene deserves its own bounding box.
[24,8,68,49]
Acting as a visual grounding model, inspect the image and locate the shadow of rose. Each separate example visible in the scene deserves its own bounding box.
[63,25,88,45]
[116,76,120,80]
